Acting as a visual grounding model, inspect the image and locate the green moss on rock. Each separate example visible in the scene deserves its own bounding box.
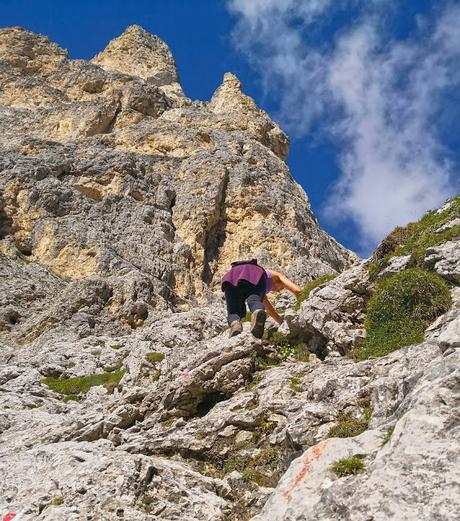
[294,274,337,311]
[42,370,125,397]
[145,352,165,364]
[354,268,451,360]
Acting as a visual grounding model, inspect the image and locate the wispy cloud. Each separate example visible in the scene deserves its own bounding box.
[228,0,332,135]
[227,1,460,252]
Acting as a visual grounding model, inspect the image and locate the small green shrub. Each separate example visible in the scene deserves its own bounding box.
[50,497,64,506]
[254,354,279,369]
[222,456,246,474]
[355,268,451,360]
[381,426,395,446]
[222,447,281,487]
[259,420,276,434]
[145,352,165,364]
[42,370,125,397]
[264,330,311,362]
[252,417,277,443]
[294,274,337,311]
[331,455,365,477]
[110,344,123,350]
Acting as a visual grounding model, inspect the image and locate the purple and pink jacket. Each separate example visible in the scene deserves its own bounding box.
[221,264,274,294]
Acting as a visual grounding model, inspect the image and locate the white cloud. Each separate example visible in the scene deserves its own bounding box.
[227,1,460,252]
[228,0,333,135]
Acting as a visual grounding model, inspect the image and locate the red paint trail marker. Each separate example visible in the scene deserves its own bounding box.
[282,439,330,502]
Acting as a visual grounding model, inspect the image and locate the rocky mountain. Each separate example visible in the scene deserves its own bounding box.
[0,26,459,521]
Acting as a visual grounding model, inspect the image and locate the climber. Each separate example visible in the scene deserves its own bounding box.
[221,259,301,338]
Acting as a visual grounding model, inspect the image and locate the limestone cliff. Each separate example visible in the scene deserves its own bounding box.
[0,26,356,324]
[1,25,459,521]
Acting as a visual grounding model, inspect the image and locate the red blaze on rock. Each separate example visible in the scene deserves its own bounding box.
[282,439,330,502]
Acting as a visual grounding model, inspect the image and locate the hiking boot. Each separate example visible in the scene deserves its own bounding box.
[250,309,266,339]
[229,320,243,338]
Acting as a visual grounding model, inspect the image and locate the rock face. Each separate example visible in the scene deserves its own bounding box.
[425,240,460,283]
[251,341,460,521]
[286,263,370,356]
[1,25,459,521]
[0,26,356,314]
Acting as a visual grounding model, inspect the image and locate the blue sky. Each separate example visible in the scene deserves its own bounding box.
[2,0,459,256]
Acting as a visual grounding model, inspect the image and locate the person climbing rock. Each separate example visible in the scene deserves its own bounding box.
[221,259,301,338]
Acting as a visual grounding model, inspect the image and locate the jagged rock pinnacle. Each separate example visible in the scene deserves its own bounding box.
[209,72,290,159]
[92,24,182,94]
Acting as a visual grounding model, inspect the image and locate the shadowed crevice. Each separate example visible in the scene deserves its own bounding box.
[202,168,229,286]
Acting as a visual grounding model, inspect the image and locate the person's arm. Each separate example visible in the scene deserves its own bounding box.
[263,295,284,325]
[271,271,301,296]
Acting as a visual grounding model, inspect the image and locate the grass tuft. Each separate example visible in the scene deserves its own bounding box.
[145,352,165,364]
[289,375,304,393]
[353,268,451,360]
[221,447,281,487]
[254,354,279,369]
[331,455,366,477]
[42,370,125,397]
[245,373,262,390]
[160,418,176,429]
[328,402,372,438]
[381,426,395,447]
